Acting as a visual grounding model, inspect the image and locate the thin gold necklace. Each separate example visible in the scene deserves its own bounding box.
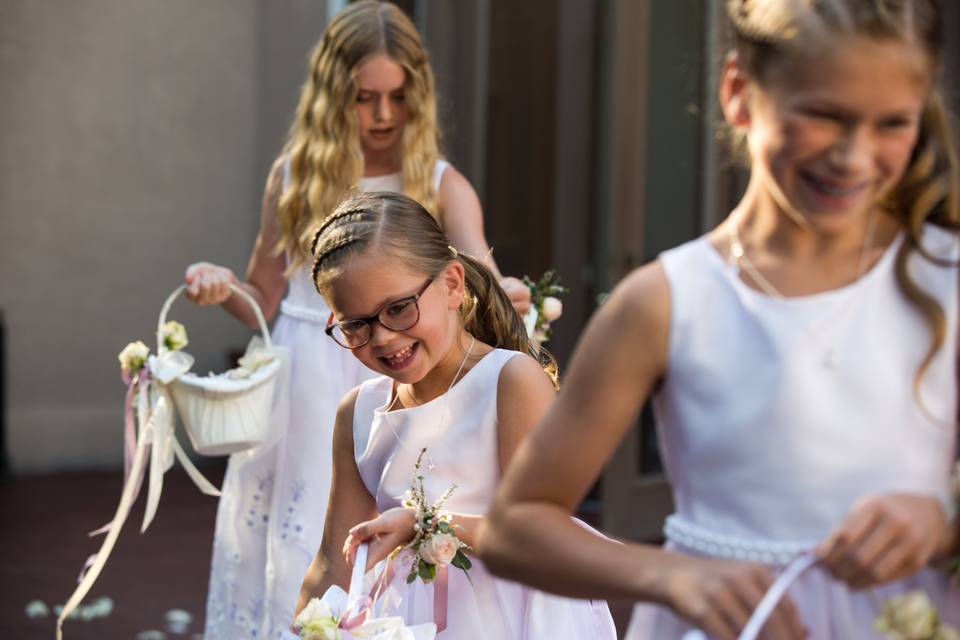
[728,212,877,299]
[383,335,477,451]
[727,213,878,369]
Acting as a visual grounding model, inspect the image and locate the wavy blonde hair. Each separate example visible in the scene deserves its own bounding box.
[279,0,442,270]
[310,192,559,388]
[727,0,960,392]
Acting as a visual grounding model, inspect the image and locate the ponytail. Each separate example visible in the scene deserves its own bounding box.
[311,191,559,387]
[456,252,559,388]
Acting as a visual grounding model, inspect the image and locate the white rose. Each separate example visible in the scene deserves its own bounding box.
[295,598,339,640]
[161,321,188,351]
[541,296,563,322]
[419,532,460,566]
[118,341,150,374]
[875,590,939,639]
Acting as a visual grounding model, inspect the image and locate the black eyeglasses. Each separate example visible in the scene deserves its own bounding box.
[325,277,435,349]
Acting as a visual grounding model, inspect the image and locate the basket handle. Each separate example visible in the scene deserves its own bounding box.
[157,284,273,351]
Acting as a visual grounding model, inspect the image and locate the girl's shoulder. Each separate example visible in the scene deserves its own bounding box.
[496,350,552,387]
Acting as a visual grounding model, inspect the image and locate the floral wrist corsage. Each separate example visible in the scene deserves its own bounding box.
[401,448,472,584]
[522,270,568,343]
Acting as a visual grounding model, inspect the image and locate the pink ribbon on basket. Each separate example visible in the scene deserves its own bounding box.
[348,549,450,633]
[88,370,152,537]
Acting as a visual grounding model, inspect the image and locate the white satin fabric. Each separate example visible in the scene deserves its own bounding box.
[204,161,453,639]
[352,349,617,640]
[626,225,960,638]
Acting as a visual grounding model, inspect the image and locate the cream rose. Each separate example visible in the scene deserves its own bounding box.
[295,598,339,640]
[875,590,939,639]
[541,296,563,322]
[161,321,189,351]
[118,341,150,374]
[419,532,460,566]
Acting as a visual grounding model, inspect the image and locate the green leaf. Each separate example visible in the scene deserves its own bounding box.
[418,561,434,582]
[451,550,472,571]
[406,572,417,584]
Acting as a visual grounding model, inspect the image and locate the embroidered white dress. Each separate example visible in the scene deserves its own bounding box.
[204,161,450,639]
[626,225,960,639]
[352,348,617,640]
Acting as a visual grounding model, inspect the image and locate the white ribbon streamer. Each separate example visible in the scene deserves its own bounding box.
[57,351,220,638]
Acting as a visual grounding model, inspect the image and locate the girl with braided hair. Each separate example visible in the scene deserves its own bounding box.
[183,3,529,637]
[482,0,960,638]
[294,191,615,639]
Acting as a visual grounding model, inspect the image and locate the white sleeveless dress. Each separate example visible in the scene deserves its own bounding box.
[204,161,451,639]
[626,225,960,638]
[352,348,617,639]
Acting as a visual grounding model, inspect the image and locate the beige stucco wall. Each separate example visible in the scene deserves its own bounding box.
[0,1,329,472]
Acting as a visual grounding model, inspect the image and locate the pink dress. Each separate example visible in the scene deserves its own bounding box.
[352,348,617,640]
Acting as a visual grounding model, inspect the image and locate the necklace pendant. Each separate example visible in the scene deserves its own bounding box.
[822,348,837,370]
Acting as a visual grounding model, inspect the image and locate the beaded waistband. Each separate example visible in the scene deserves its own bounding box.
[663,514,814,566]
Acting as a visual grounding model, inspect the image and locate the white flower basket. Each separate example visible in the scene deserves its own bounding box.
[159,284,282,456]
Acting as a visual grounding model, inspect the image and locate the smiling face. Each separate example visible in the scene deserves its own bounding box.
[353,53,408,157]
[324,250,465,384]
[725,35,931,233]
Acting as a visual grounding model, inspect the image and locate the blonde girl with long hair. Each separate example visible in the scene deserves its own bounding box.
[482,0,960,638]
[292,192,615,639]
[183,3,528,638]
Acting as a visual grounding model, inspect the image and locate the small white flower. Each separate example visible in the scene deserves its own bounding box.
[296,598,339,639]
[875,590,940,639]
[161,321,188,351]
[119,341,150,374]
[419,532,460,566]
[541,296,563,322]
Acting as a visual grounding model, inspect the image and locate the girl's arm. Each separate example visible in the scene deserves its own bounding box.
[437,167,531,314]
[184,156,288,328]
[343,352,556,570]
[480,263,807,640]
[295,387,378,616]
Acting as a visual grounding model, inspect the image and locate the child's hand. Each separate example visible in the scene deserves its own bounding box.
[343,507,417,572]
[816,493,948,589]
[499,277,532,315]
[184,262,237,305]
[668,555,807,639]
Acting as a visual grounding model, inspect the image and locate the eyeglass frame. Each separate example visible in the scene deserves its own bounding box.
[324,276,435,349]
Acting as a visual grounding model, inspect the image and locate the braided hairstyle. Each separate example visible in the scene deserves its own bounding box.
[726,0,960,394]
[311,192,559,387]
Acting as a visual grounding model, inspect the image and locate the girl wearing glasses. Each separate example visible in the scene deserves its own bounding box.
[295,191,616,639]
[181,3,529,638]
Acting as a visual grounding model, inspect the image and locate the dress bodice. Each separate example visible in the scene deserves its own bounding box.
[351,349,519,515]
[655,225,959,552]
